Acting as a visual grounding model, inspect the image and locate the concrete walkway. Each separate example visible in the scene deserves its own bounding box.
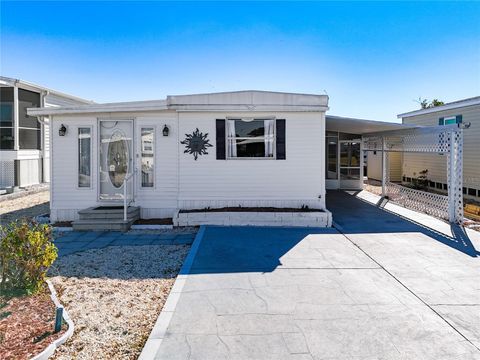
[53,230,196,256]
[151,194,480,359]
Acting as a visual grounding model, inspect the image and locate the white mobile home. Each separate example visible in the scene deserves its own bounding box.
[0,76,93,189]
[28,91,405,229]
[399,96,480,199]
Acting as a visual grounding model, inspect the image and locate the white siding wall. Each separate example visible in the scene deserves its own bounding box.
[177,112,325,210]
[134,113,178,219]
[50,110,326,221]
[402,104,480,197]
[18,159,41,187]
[367,151,402,182]
[43,120,50,183]
[50,116,98,221]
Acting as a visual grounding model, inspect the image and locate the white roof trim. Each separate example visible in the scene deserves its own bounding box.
[27,91,329,116]
[397,96,480,118]
[0,76,94,105]
[28,99,168,116]
[326,115,414,135]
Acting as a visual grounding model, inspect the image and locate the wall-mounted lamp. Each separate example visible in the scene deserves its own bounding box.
[59,124,67,136]
[162,124,169,137]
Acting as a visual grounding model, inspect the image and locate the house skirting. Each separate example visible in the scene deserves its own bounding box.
[174,210,332,227]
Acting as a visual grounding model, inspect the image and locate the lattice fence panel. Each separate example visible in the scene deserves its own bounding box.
[0,161,15,188]
[363,126,465,223]
[447,130,464,223]
[385,182,449,220]
[363,129,452,153]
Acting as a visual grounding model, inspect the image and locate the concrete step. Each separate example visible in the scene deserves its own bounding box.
[72,218,137,231]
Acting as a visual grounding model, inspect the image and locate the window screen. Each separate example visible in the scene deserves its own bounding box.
[78,128,91,188]
[0,87,14,149]
[226,119,275,158]
[141,128,154,187]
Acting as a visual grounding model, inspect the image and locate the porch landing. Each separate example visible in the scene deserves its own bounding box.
[72,206,140,231]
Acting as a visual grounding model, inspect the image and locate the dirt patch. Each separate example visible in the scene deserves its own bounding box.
[180,207,323,213]
[52,221,73,228]
[134,218,173,225]
[49,244,190,359]
[0,287,66,360]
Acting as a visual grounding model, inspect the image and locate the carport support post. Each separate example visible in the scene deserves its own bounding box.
[447,129,463,223]
[381,136,386,197]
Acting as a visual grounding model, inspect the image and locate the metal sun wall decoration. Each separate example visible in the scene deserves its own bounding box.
[181,128,213,160]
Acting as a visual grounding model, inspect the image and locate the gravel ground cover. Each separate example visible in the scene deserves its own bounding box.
[0,190,49,225]
[49,243,191,359]
[0,287,66,360]
[364,180,480,231]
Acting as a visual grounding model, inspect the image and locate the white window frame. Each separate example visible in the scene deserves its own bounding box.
[17,88,42,150]
[77,126,93,189]
[442,116,457,125]
[139,125,156,189]
[226,117,276,160]
[339,140,362,181]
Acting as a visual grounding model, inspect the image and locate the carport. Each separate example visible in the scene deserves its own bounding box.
[363,123,468,223]
[325,115,468,223]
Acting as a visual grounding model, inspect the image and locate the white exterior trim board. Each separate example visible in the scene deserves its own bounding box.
[398,97,480,118]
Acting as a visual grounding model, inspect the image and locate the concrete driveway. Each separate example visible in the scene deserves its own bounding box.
[153,192,480,359]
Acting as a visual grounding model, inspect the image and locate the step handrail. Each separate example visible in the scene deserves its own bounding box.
[123,170,136,221]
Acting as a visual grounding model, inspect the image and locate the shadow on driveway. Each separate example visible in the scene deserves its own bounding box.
[189,226,340,274]
[327,190,479,257]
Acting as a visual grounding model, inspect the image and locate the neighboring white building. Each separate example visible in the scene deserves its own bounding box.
[0,76,93,188]
[27,90,411,227]
[398,96,480,199]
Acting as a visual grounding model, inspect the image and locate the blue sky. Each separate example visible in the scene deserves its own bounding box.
[1,1,479,121]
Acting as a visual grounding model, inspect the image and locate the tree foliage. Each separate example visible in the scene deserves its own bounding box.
[0,220,57,295]
[418,98,445,109]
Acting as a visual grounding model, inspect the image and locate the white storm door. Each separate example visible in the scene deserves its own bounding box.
[98,120,134,201]
[339,140,362,190]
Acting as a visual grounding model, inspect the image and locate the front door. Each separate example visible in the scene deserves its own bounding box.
[339,140,362,189]
[99,120,134,201]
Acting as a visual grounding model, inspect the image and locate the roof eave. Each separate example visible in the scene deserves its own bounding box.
[28,104,329,117]
[0,76,94,104]
[27,104,169,116]
[398,97,480,118]
[171,104,329,112]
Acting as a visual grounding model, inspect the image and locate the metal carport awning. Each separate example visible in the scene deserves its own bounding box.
[362,123,469,224]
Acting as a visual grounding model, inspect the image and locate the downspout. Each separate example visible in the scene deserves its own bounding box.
[37,91,49,183]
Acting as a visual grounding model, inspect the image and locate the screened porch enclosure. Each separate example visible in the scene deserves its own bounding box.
[325,131,363,190]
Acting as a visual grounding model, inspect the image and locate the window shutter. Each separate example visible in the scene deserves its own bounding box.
[438,117,444,125]
[276,119,286,160]
[455,115,463,124]
[216,119,226,160]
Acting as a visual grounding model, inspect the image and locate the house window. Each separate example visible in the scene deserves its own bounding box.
[141,127,154,187]
[326,133,338,180]
[226,118,275,158]
[439,115,462,126]
[0,87,14,150]
[78,128,91,188]
[18,89,41,150]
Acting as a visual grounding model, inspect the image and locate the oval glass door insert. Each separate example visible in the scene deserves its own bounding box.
[107,130,129,188]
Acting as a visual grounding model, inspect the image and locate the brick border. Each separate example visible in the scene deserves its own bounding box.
[138,225,206,359]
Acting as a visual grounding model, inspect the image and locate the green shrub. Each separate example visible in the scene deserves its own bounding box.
[0,220,57,295]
